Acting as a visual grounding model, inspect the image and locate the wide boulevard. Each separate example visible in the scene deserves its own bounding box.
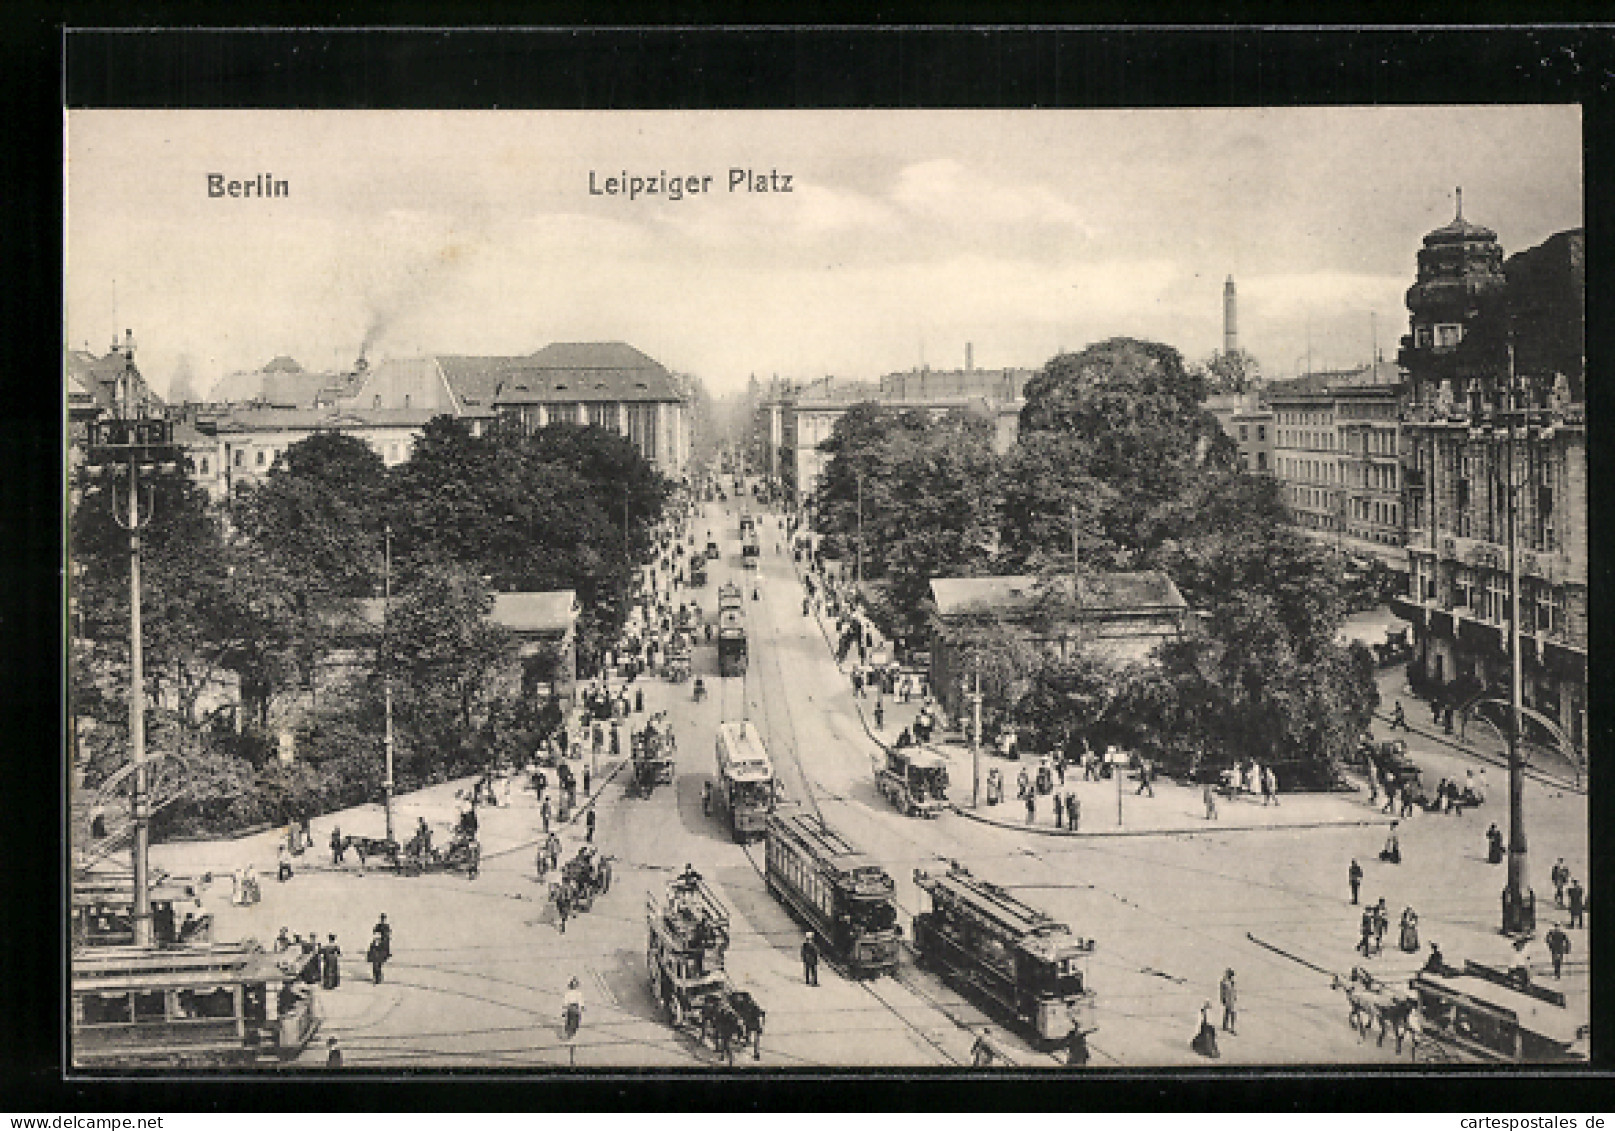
[153,495,1589,1069]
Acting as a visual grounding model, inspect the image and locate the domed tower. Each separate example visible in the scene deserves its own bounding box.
[1398,188,1509,410]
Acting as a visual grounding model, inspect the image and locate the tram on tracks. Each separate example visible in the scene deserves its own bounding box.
[911,862,1095,1044]
[763,809,901,976]
[713,720,776,842]
[72,872,213,948]
[742,530,760,567]
[717,582,747,677]
[72,941,321,1067]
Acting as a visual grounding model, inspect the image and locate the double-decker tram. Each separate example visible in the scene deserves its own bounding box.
[717,582,747,676]
[73,872,213,948]
[764,809,900,976]
[713,720,775,841]
[911,862,1094,1044]
[72,941,321,1067]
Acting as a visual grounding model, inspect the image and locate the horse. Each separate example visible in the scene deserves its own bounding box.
[713,988,762,1059]
[1332,967,1417,1053]
[344,836,401,870]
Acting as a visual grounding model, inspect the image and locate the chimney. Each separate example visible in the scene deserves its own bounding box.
[1223,276,1238,356]
[965,342,974,372]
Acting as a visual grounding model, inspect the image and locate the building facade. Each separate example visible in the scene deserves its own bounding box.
[1268,375,1341,536]
[463,342,692,479]
[1205,390,1273,474]
[771,365,1032,504]
[1390,206,1586,758]
[927,572,1189,724]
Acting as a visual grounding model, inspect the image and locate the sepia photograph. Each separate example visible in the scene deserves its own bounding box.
[64,103,1588,1073]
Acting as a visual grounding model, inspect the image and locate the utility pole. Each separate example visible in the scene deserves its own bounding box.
[87,329,177,948]
[383,524,396,843]
[970,662,982,809]
[1501,346,1533,935]
[855,469,865,593]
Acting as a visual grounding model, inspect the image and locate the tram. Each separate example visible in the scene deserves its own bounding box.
[742,530,760,567]
[763,809,900,976]
[717,582,747,677]
[72,872,213,948]
[72,941,320,1067]
[911,861,1094,1044]
[713,720,775,841]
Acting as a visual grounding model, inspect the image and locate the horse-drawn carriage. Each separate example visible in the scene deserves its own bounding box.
[631,720,677,796]
[646,867,765,1063]
[402,827,482,878]
[552,846,612,912]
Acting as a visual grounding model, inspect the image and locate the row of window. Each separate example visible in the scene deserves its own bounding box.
[767,838,834,921]
[1276,409,1332,426]
[1278,428,1335,451]
[1280,456,1338,484]
[1348,498,1401,527]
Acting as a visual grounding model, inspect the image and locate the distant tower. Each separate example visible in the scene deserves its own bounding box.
[1223,275,1238,356]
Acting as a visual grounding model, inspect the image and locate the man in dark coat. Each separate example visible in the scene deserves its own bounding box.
[370,914,392,983]
[801,932,820,986]
[331,827,346,866]
[1546,925,1571,978]
[586,807,597,843]
[1349,859,1363,905]
[1567,879,1585,928]
[320,934,342,989]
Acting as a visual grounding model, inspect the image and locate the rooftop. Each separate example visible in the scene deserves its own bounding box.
[438,342,684,405]
[930,572,1188,619]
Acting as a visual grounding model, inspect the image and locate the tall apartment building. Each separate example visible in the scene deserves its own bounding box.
[1390,202,1585,757]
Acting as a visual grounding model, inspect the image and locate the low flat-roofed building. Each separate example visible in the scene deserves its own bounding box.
[927,571,1189,722]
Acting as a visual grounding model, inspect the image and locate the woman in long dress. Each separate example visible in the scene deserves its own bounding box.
[1399,907,1420,953]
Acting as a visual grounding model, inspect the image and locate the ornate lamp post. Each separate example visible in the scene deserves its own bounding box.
[83,330,179,947]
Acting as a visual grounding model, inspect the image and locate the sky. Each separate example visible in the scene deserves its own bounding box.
[66,107,1582,400]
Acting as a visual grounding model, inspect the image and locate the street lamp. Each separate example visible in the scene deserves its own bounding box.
[1498,350,1534,936]
[382,524,396,843]
[855,469,864,593]
[82,329,179,948]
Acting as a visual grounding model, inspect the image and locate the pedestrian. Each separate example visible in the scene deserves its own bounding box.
[1191,1002,1220,1059]
[1399,787,1415,821]
[1432,698,1442,726]
[1265,765,1279,806]
[851,669,865,698]
[584,765,593,795]
[1219,969,1238,1034]
[330,826,346,866]
[1053,793,1064,829]
[801,931,820,986]
[1056,756,1066,787]
[1067,791,1080,832]
[586,807,597,843]
[1135,758,1154,798]
[541,796,552,834]
[1357,908,1376,956]
[1348,859,1363,905]
[1260,768,1274,806]
[1374,898,1389,952]
[1552,858,1569,907]
[537,842,551,880]
[873,699,885,730]
[635,687,645,713]
[1486,823,1505,864]
[599,855,613,894]
[1066,1026,1092,1067]
[1391,701,1407,731]
[971,1028,1000,1067]
[320,933,342,989]
[1567,879,1585,928]
[325,1037,343,1068]
[369,916,391,983]
[1380,822,1402,865]
[547,832,563,871]
[1399,906,1420,953]
[277,843,294,883]
[1546,925,1570,978]
[556,884,572,934]
[1204,783,1219,821]
[274,926,292,952]
[1025,791,1036,825]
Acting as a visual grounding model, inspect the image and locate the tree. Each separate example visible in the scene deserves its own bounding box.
[1018,338,1224,558]
[233,431,389,600]
[815,406,1002,640]
[1199,349,1261,394]
[382,561,519,772]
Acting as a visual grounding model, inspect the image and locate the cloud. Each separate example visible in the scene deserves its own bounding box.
[889,158,1097,237]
